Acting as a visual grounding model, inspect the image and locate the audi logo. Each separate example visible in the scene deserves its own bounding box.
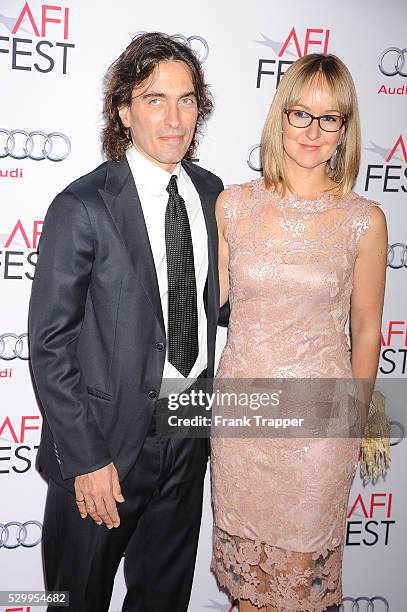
[0,129,71,161]
[389,420,404,446]
[133,32,209,63]
[387,243,407,269]
[0,333,29,361]
[0,521,42,549]
[247,144,262,172]
[379,47,407,77]
[340,596,389,611]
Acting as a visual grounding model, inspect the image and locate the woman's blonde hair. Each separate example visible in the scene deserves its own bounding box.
[261,53,361,196]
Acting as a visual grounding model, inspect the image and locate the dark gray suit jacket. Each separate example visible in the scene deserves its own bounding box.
[28,156,224,490]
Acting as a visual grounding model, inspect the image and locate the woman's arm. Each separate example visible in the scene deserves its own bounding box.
[350,206,388,380]
[216,190,230,308]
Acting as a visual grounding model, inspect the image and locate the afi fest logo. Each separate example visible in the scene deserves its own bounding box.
[0,415,41,475]
[364,134,407,193]
[0,1,74,74]
[346,493,395,546]
[378,46,407,96]
[380,320,407,375]
[256,27,331,89]
[0,219,42,281]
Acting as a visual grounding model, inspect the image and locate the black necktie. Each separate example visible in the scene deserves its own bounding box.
[165,175,199,377]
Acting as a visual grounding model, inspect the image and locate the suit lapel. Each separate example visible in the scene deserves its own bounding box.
[98,158,165,335]
[182,160,219,319]
[98,157,219,348]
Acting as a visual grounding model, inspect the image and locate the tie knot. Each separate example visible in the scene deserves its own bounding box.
[166,175,180,198]
[166,175,185,209]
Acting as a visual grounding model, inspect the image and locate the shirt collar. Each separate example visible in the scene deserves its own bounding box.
[126,145,181,196]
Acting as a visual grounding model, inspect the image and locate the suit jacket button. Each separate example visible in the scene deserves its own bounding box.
[156,342,165,351]
[147,390,157,400]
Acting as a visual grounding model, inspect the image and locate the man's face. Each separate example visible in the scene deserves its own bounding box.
[118,60,198,173]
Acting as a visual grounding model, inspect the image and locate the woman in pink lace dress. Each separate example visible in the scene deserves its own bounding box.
[211,54,387,611]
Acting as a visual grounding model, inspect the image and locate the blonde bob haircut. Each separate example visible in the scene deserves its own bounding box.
[261,53,361,197]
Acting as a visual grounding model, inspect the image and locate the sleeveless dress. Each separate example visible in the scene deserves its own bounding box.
[211,179,379,611]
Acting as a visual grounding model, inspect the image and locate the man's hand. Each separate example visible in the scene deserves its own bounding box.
[74,462,125,528]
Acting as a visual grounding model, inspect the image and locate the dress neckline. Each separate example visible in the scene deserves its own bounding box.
[252,178,346,213]
[274,189,334,211]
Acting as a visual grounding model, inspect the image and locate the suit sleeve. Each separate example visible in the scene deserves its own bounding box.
[218,301,230,327]
[28,191,112,480]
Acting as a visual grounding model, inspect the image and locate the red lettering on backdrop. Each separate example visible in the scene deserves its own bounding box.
[0,416,40,443]
[33,220,43,248]
[348,493,393,519]
[41,5,69,39]
[5,220,43,249]
[5,220,31,249]
[279,27,302,57]
[347,494,369,519]
[12,3,69,39]
[63,7,69,39]
[0,416,19,443]
[279,27,331,58]
[41,5,61,37]
[386,135,407,163]
[20,415,40,442]
[370,493,392,519]
[304,29,330,55]
[381,321,407,346]
[12,2,40,36]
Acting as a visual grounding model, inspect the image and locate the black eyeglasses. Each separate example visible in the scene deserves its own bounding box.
[283,109,347,133]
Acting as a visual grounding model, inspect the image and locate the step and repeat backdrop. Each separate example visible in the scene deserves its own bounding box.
[1,0,406,610]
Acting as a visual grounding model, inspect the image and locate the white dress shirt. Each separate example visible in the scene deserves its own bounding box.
[126,146,208,395]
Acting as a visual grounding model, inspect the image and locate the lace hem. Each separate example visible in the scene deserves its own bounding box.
[212,527,343,611]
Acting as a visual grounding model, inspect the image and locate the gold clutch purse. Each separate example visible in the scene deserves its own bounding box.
[360,390,391,484]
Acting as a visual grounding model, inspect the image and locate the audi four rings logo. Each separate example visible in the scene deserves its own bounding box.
[389,420,404,446]
[133,32,209,63]
[387,243,407,269]
[379,47,407,77]
[0,333,29,361]
[0,521,42,549]
[340,596,389,611]
[0,129,71,161]
[247,144,262,172]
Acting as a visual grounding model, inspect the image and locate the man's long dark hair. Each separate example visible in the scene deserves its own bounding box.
[102,32,213,161]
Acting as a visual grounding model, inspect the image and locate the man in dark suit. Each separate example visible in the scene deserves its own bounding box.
[29,32,224,611]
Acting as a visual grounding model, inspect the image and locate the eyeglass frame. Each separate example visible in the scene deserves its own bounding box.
[283,108,347,133]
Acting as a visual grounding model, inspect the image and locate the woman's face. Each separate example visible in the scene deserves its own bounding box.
[282,77,345,174]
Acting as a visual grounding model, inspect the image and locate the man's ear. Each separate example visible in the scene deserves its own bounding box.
[118,104,130,128]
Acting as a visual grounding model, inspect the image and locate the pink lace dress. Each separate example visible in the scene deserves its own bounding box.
[211,179,379,611]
